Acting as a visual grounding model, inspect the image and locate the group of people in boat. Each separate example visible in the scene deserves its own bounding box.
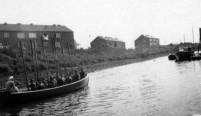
[5,68,87,93]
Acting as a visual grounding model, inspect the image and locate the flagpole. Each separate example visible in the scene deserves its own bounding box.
[41,35,49,78]
[19,41,29,90]
[33,39,39,81]
[29,39,37,81]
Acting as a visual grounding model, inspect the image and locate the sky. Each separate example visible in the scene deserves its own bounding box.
[0,0,201,48]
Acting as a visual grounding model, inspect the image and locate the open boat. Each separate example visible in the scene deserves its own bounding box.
[168,53,176,60]
[175,47,194,62]
[0,76,89,106]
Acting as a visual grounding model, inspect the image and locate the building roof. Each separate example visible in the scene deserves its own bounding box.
[0,23,73,32]
[136,34,159,41]
[96,36,124,43]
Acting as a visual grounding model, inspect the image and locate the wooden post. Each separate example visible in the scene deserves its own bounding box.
[67,42,70,56]
[59,38,64,55]
[33,40,39,80]
[19,41,29,90]
[54,49,60,77]
[30,39,38,81]
[41,36,49,78]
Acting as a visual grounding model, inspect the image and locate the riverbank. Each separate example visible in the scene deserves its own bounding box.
[0,52,167,88]
[0,46,173,88]
[84,53,167,73]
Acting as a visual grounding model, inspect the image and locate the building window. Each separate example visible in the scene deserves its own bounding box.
[114,42,117,47]
[4,32,9,38]
[17,32,25,39]
[0,43,3,48]
[43,41,48,47]
[56,33,61,38]
[55,41,61,48]
[29,33,37,38]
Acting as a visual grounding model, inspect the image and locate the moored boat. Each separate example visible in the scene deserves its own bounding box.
[191,51,201,60]
[168,53,176,60]
[0,76,89,106]
[175,47,194,62]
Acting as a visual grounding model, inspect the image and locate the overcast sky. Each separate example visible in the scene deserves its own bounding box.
[0,0,201,48]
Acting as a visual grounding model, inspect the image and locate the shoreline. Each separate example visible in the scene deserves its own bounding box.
[0,53,167,88]
[84,53,167,73]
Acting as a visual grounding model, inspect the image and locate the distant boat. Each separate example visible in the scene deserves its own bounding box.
[0,76,89,106]
[175,47,194,62]
[191,51,201,60]
[168,53,176,60]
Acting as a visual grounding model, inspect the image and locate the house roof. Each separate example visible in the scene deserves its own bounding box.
[96,36,124,43]
[0,23,73,32]
[136,34,159,41]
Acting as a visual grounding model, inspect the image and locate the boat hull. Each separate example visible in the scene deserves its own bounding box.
[175,51,193,62]
[0,76,89,106]
[168,54,176,60]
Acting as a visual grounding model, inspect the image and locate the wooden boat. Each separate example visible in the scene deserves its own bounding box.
[191,51,201,60]
[175,47,194,62]
[168,53,176,60]
[0,76,89,106]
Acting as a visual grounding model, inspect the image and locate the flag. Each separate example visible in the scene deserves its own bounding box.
[43,34,49,40]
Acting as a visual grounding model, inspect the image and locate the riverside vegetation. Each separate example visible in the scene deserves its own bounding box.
[0,45,175,87]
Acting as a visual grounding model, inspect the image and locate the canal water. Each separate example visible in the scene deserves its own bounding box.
[1,56,201,116]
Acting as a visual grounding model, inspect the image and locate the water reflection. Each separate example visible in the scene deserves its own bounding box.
[1,56,201,116]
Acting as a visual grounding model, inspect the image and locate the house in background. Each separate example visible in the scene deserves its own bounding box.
[0,23,75,52]
[90,36,125,50]
[135,34,160,51]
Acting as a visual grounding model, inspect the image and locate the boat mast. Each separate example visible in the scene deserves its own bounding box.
[19,41,29,90]
[33,40,39,80]
[183,34,186,44]
[192,27,195,49]
[30,39,39,81]
[199,28,201,53]
[41,36,49,78]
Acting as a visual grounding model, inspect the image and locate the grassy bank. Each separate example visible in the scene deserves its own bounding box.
[0,45,173,87]
[83,53,167,73]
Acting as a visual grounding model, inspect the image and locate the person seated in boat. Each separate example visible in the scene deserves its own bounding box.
[29,79,36,91]
[72,70,80,82]
[37,80,45,89]
[48,77,54,88]
[5,76,19,93]
[61,73,66,83]
[57,75,64,86]
[42,78,48,88]
[35,81,40,89]
[65,75,72,84]
[53,77,58,87]
[80,68,87,79]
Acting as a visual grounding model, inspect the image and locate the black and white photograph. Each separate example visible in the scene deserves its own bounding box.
[0,0,201,116]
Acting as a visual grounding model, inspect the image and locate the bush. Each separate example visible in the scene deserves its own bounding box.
[0,63,12,75]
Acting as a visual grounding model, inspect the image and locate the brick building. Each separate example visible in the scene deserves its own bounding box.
[0,23,75,52]
[135,34,160,50]
[90,36,125,50]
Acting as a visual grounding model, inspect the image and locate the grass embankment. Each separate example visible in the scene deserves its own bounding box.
[0,45,174,87]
